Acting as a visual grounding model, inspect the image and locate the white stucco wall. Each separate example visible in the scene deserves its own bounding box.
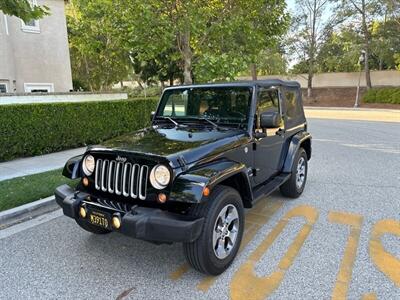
[0,0,73,93]
[0,92,128,105]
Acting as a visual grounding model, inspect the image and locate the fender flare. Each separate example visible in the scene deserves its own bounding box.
[169,159,253,204]
[62,155,83,179]
[282,132,312,173]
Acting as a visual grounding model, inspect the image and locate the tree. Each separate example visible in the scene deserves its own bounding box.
[335,0,382,89]
[288,0,330,97]
[256,45,288,76]
[316,26,363,72]
[0,0,49,22]
[67,0,131,91]
[121,0,290,84]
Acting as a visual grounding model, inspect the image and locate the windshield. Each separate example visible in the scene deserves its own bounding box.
[156,87,252,128]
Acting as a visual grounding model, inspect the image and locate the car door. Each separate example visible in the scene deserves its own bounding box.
[252,87,286,185]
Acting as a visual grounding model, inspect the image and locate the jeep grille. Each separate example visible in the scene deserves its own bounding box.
[94,159,149,200]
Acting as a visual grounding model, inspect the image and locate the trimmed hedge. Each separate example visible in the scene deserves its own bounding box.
[363,87,400,104]
[0,98,159,162]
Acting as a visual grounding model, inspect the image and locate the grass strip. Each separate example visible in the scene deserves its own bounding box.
[0,168,78,212]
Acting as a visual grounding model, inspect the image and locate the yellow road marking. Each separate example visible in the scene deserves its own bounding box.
[370,219,400,287]
[197,200,283,292]
[305,109,400,123]
[362,293,377,300]
[328,211,363,300]
[169,199,282,283]
[169,263,190,281]
[230,205,318,300]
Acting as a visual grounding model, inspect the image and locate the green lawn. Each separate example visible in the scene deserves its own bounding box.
[0,169,78,212]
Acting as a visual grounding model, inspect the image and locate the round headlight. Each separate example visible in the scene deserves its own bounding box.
[82,155,95,176]
[150,164,171,189]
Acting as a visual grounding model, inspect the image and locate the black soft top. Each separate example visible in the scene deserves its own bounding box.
[164,79,300,91]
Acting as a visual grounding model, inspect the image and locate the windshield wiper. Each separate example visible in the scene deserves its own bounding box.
[187,117,225,131]
[155,116,186,128]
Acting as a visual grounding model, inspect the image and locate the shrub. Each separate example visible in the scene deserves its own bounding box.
[363,87,400,104]
[0,98,159,162]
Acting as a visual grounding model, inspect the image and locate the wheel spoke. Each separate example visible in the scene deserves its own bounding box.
[225,207,238,226]
[215,238,226,258]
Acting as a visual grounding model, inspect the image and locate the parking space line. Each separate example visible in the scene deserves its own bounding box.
[362,293,377,300]
[369,219,400,287]
[328,211,363,300]
[230,205,318,300]
[169,199,283,284]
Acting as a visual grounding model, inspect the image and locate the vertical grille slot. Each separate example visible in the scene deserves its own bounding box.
[101,160,109,192]
[108,161,116,193]
[94,158,149,200]
[122,163,132,197]
[95,159,102,190]
[139,165,149,200]
[130,164,140,198]
[115,162,123,195]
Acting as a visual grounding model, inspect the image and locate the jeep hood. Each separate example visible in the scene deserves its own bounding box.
[90,126,248,167]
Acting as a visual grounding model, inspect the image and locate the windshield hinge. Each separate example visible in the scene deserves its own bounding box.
[177,155,188,171]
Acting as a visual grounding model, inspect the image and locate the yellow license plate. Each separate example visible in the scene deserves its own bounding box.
[88,210,111,229]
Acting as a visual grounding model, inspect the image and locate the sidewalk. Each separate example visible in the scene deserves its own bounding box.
[0,147,86,181]
[304,107,400,123]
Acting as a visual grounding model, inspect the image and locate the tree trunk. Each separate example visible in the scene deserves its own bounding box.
[251,64,257,81]
[160,80,165,90]
[169,77,174,86]
[361,0,372,89]
[307,72,313,98]
[182,30,193,85]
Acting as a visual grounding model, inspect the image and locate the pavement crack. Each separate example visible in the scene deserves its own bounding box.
[115,287,135,300]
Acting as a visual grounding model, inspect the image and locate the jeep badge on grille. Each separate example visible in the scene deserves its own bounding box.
[116,156,127,163]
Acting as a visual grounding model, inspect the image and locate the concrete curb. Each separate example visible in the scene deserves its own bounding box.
[0,196,55,224]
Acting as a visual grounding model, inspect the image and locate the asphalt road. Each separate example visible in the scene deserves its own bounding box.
[1,118,399,300]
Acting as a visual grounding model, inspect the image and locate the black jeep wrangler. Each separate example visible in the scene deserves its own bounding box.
[55,80,311,275]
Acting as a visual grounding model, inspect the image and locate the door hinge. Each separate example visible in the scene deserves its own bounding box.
[252,142,257,150]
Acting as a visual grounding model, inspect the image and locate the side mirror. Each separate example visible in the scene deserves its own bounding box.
[150,111,155,121]
[260,111,281,129]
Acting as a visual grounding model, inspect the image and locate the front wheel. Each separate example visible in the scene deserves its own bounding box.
[183,185,244,275]
[280,147,308,198]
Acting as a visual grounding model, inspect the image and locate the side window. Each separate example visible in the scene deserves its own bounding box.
[284,89,299,126]
[256,88,281,130]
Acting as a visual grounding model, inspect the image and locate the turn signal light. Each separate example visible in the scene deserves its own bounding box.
[203,187,210,197]
[158,193,167,203]
[79,206,87,218]
[82,177,89,186]
[112,216,121,229]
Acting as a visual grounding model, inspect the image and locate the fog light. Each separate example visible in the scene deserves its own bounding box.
[79,206,87,218]
[82,177,89,186]
[158,193,167,203]
[112,216,121,229]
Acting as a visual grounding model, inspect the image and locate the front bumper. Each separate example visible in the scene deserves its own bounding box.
[55,184,204,243]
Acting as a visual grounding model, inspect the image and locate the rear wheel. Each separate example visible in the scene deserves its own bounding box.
[183,185,244,275]
[75,218,111,234]
[280,147,308,198]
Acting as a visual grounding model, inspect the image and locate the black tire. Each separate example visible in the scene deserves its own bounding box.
[75,218,111,234]
[280,147,308,198]
[183,185,244,275]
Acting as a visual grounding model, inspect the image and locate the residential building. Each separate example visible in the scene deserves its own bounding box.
[0,0,73,93]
